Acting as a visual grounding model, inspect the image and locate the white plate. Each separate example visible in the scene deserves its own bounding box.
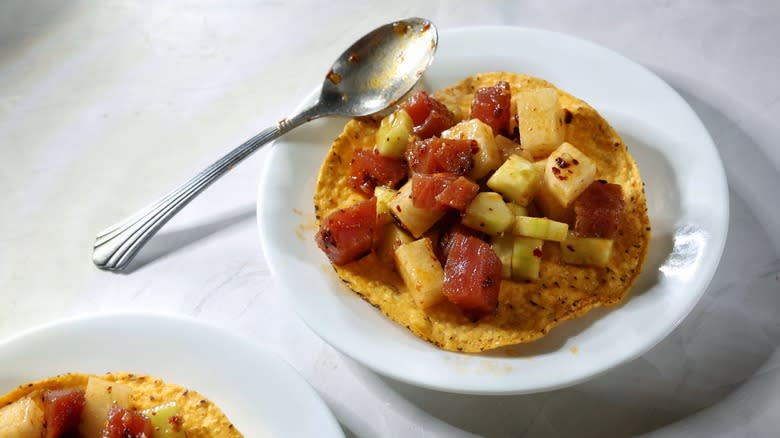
[257,26,728,394]
[0,313,344,438]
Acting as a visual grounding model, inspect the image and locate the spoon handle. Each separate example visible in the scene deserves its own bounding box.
[93,107,319,271]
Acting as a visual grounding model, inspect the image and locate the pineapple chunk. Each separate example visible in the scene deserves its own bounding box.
[374,186,397,225]
[491,235,514,279]
[462,192,513,235]
[543,142,597,207]
[495,135,531,161]
[512,237,543,280]
[388,181,445,238]
[532,160,547,176]
[535,182,575,224]
[375,109,413,158]
[441,119,501,180]
[80,377,132,438]
[376,222,413,264]
[394,238,445,309]
[560,233,614,267]
[515,88,565,158]
[512,216,569,242]
[0,396,44,438]
[486,154,542,206]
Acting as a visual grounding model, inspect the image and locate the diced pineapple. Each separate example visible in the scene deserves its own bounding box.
[462,192,513,235]
[512,216,569,242]
[376,222,414,264]
[560,233,614,267]
[374,186,397,225]
[535,183,574,224]
[491,235,514,279]
[0,396,44,438]
[375,109,413,158]
[80,377,132,438]
[506,202,528,217]
[394,238,445,309]
[486,154,542,206]
[441,119,501,180]
[515,88,565,158]
[495,135,531,161]
[532,160,547,176]
[512,237,543,280]
[543,142,597,207]
[388,181,446,238]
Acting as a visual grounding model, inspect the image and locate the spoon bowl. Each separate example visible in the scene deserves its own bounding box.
[92,18,437,271]
[319,18,437,117]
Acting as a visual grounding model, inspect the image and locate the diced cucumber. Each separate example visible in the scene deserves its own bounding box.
[376,222,413,264]
[142,402,186,438]
[512,216,569,242]
[505,202,528,217]
[388,181,445,238]
[374,186,397,225]
[512,237,543,280]
[491,235,514,279]
[375,110,413,158]
[560,233,614,267]
[462,192,513,235]
[486,154,542,206]
[394,238,445,309]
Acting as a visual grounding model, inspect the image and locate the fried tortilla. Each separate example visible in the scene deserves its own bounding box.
[0,372,241,437]
[314,72,650,352]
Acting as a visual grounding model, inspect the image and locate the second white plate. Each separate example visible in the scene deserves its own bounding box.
[257,26,728,394]
[0,313,344,437]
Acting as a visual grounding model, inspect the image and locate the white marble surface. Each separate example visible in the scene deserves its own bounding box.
[1,1,778,437]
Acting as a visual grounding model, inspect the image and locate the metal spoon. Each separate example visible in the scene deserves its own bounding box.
[93,18,437,271]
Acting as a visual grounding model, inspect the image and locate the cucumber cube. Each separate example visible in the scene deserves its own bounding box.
[512,237,543,280]
[491,235,514,279]
[462,192,513,235]
[512,216,569,242]
[486,154,542,206]
[560,233,614,267]
[375,109,413,158]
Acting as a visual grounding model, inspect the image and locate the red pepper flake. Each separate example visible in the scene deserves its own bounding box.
[421,22,431,32]
[572,158,579,165]
[551,167,561,175]
[555,157,570,168]
[532,248,543,257]
[556,175,568,180]
[347,52,360,63]
[395,205,402,212]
